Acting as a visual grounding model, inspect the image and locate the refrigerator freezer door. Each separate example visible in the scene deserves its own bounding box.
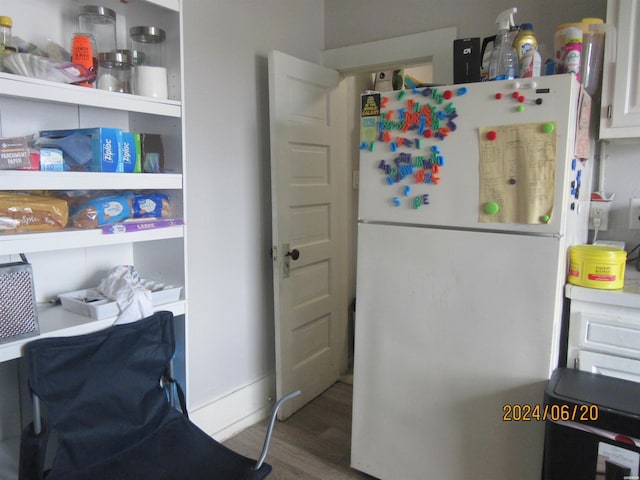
[358,75,588,236]
[351,223,566,480]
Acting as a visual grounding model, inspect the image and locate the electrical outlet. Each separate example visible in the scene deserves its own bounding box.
[629,198,640,229]
[589,201,610,231]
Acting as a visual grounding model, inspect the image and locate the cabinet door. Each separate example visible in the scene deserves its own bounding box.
[600,0,640,138]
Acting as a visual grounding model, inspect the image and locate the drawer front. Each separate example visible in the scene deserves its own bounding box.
[569,311,640,359]
[577,350,640,383]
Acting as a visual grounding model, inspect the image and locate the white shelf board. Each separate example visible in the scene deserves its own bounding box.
[0,300,186,363]
[1,171,182,191]
[148,0,180,12]
[0,73,181,118]
[0,225,184,255]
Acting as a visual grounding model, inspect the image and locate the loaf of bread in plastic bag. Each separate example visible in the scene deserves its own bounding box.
[0,192,69,233]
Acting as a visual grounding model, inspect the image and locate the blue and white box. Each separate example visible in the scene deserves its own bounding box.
[39,127,123,172]
[121,132,138,173]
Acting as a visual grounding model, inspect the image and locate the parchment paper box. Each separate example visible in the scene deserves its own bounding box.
[0,136,31,170]
[39,127,123,172]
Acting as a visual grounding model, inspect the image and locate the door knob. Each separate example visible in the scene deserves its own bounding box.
[286,248,300,260]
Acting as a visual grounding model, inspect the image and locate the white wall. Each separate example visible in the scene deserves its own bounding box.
[182,0,324,435]
[180,0,638,438]
[325,0,640,263]
[594,140,640,251]
[325,0,606,65]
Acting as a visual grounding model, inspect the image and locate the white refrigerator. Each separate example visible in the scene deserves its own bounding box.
[351,74,593,480]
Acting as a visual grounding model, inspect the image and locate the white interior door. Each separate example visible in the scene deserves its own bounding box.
[268,50,347,419]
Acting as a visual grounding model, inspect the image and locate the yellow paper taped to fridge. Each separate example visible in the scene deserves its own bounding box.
[478,123,557,224]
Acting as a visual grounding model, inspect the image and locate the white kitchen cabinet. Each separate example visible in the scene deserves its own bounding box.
[566,270,640,383]
[0,1,185,477]
[599,0,640,138]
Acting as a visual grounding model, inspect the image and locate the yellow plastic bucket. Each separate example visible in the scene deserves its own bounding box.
[568,244,627,289]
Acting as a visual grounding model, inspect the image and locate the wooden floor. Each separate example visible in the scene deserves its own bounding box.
[224,381,375,479]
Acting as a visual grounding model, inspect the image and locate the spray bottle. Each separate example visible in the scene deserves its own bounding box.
[488,7,519,80]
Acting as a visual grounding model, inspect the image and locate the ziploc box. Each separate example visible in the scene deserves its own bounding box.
[39,128,123,172]
[121,132,139,173]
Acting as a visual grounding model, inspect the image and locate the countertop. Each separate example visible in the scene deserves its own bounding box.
[565,267,640,308]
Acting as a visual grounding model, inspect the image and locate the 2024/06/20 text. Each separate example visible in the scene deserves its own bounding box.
[502,403,599,422]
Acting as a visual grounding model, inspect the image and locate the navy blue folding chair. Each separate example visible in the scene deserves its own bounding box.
[19,310,299,480]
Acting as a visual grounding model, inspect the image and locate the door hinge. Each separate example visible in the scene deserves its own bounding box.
[606,104,612,119]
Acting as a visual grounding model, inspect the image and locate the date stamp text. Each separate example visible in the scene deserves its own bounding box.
[503,403,599,422]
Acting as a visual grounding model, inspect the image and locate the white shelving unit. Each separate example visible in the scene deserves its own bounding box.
[0,1,185,477]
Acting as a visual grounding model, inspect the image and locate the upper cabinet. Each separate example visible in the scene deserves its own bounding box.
[600,0,640,139]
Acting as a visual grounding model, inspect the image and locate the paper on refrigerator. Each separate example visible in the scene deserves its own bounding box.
[478,122,557,224]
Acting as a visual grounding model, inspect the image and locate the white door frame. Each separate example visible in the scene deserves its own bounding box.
[320,27,457,376]
[321,27,456,84]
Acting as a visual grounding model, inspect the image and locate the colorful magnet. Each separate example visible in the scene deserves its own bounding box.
[495,92,503,100]
[484,201,499,215]
[487,130,498,141]
[392,196,401,206]
[541,214,551,223]
[542,122,555,133]
[516,105,525,112]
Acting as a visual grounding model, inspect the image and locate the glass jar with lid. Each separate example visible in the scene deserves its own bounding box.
[78,5,116,55]
[73,6,116,86]
[97,50,132,93]
[129,26,167,99]
[0,16,12,52]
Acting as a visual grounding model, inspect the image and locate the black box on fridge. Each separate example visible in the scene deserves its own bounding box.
[542,368,640,480]
[453,37,481,84]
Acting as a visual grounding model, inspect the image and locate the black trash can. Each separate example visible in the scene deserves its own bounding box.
[542,368,640,480]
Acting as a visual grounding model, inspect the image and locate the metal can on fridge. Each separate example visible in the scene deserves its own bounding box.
[554,23,583,81]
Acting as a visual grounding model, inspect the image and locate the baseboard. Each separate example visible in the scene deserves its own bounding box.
[189,373,276,442]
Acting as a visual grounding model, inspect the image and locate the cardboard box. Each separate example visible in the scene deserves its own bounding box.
[121,132,139,173]
[453,38,481,84]
[140,133,164,173]
[39,148,64,171]
[17,152,41,171]
[39,127,123,172]
[0,136,31,170]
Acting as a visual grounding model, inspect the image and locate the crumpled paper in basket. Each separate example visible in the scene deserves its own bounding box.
[97,265,153,325]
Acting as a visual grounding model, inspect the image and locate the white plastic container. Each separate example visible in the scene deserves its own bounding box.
[555,23,583,81]
[60,283,182,320]
[519,48,541,78]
